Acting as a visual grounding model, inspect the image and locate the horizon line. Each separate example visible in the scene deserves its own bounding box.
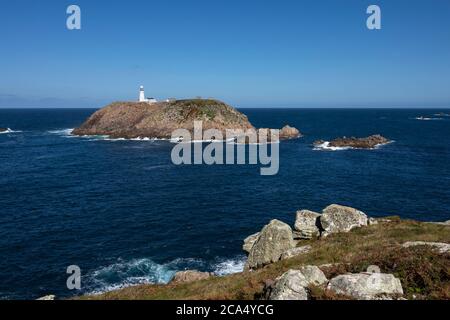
[1,106,450,110]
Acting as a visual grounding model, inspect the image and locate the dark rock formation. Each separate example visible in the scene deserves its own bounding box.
[0,128,8,133]
[314,134,390,149]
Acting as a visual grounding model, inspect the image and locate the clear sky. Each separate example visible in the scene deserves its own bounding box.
[1,0,450,108]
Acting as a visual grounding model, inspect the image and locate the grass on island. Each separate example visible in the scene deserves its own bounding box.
[79,218,450,300]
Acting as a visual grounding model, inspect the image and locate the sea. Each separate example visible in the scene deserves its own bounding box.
[1,108,449,299]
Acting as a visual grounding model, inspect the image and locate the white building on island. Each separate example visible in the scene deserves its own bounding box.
[139,86,157,104]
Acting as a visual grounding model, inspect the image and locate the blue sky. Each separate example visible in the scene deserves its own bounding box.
[1,0,450,108]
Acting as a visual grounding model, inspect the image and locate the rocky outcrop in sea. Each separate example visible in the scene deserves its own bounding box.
[72,99,301,142]
[314,134,391,150]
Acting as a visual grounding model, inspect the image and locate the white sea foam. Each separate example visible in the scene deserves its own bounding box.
[313,141,354,151]
[83,255,246,296]
[0,128,22,134]
[172,138,237,144]
[414,117,443,121]
[213,256,246,276]
[83,258,178,295]
[47,128,74,136]
[433,113,450,117]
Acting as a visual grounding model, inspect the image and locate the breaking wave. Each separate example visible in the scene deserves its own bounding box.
[313,141,354,151]
[83,255,246,295]
[414,117,443,121]
[313,141,393,151]
[213,256,247,276]
[0,128,22,134]
[47,128,74,136]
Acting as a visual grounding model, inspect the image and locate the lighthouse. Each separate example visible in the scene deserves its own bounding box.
[139,85,146,102]
[138,85,157,104]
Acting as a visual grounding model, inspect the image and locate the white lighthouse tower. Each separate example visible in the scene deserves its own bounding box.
[139,85,146,102]
[138,85,157,104]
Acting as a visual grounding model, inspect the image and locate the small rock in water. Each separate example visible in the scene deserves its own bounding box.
[321,134,390,149]
[279,125,302,140]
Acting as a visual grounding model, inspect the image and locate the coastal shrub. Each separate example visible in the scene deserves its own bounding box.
[348,246,450,300]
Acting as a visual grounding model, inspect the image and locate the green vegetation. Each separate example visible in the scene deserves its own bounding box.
[171,99,228,121]
[79,219,449,300]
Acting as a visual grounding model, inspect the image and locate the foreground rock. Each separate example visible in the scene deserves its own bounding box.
[242,232,260,253]
[0,128,7,133]
[281,245,312,260]
[269,267,328,300]
[320,204,368,237]
[294,210,321,239]
[245,220,295,269]
[73,99,301,141]
[328,273,403,300]
[314,134,390,149]
[402,241,450,254]
[171,270,212,284]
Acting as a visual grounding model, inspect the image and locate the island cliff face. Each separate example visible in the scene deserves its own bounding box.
[72,99,255,139]
[73,99,302,141]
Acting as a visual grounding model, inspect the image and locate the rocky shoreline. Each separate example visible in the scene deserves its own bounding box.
[65,205,450,301]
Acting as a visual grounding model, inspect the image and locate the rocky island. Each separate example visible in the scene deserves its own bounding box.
[73,99,301,141]
[314,134,391,150]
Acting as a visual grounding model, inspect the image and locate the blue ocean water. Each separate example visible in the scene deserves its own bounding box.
[1,108,450,299]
